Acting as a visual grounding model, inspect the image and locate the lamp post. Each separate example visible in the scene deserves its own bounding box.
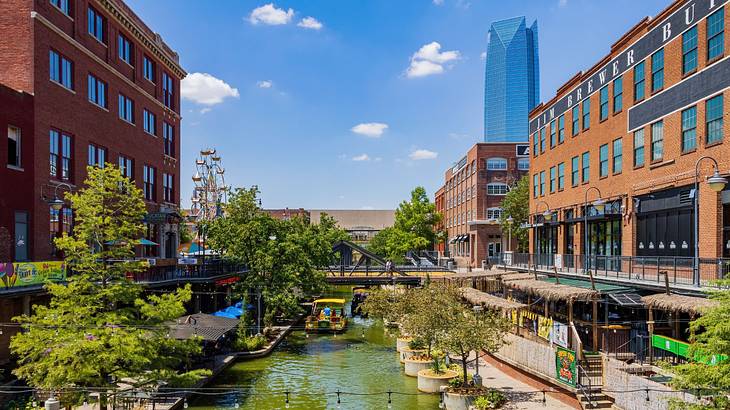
[48,182,72,211]
[583,187,606,274]
[506,216,514,252]
[693,156,727,286]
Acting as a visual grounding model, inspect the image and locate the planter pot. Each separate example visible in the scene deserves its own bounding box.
[400,348,426,364]
[417,369,458,393]
[404,358,434,377]
[444,391,478,410]
[396,337,412,353]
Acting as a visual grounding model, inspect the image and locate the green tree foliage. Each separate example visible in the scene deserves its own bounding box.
[10,166,207,409]
[207,187,348,326]
[369,186,442,262]
[400,284,462,357]
[498,176,530,252]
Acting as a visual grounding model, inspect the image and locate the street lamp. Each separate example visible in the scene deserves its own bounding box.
[535,200,552,221]
[505,216,514,252]
[47,182,72,210]
[583,186,604,274]
[693,156,728,286]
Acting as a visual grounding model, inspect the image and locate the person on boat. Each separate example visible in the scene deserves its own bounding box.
[323,306,331,318]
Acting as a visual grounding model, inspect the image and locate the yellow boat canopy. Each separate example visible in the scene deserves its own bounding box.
[314,298,346,305]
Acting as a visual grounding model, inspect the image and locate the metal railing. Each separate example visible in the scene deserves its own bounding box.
[577,364,596,408]
[131,258,245,283]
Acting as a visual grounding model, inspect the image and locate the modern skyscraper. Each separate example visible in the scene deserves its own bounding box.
[484,16,539,143]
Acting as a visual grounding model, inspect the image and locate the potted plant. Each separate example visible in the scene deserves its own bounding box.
[471,390,507,409]
[417,352,458,393]
[404,349,438,377]
[400,337,427,363]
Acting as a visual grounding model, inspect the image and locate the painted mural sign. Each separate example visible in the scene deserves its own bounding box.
[555,346,577,387]
[0,261,66,290]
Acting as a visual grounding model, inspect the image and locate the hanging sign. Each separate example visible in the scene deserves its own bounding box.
[555,347,577,387]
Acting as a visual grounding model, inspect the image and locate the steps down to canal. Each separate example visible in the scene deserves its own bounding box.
[577,355,614,409]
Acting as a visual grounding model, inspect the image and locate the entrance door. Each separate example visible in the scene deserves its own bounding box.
[488,242,501,258]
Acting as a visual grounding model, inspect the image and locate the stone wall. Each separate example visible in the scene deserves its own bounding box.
[495,333,557,382]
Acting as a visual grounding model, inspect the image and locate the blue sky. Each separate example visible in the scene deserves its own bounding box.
[126,0,668,210]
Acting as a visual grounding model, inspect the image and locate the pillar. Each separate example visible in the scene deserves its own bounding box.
[592,298,599,352]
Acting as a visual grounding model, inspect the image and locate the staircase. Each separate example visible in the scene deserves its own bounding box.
[576,355,614,409]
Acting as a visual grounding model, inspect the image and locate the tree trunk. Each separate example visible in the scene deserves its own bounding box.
[461,349,469,387]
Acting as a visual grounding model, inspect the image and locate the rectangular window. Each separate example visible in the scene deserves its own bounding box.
[599,144,609,177]
[487,184,509,195]
[571,156,579,187]
[163,122,175,157]
[533,174,539,198]
[549,166,556,193]
[707,8,725,61]
[706,94,724,144]
[557,162,565,190]
[633,129,645,167]
[539,171,545,196]
[87,74,107,108]
[118,34,132,65]
[651,121,663,161]
[582,98,590,130]
[651,49,664,92]
[683,26,698,74]
[612,138,622,174]
[599,86,609,121]
[162,72,174,109]
[49,50,73,90]
[634,61,645,102]
[50,131,71,180]
[558,115,565,143]
[532,132,538,157]
[539,127,546,152]
[581,152,590,183]
[119,155,133,179]
[143,109,156,135]
[518,157,530,170]
[88,144,106,168]
[118,94,134,123]
[163,173,174,203]
[50,130,58,178]
[50,0,71,16]
[681,106,697,152]
[550,121,556,147]
[613,76,623,113]
[15,212,28,261]
[143,56,155,82]
[7,126,20,168]
[572,105,580,136]
[486,158,507,170]
[87,6,105,43]
[143,165,156,201]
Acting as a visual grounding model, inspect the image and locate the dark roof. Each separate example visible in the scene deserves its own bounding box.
[168,313,239,342]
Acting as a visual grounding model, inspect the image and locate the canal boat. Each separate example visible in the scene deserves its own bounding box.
[305,298,348,333]
[351,287,369,317]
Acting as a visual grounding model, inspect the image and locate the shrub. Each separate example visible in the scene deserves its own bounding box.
[473,390,507,409]
[408,337,427,350]
[235,334,267,352]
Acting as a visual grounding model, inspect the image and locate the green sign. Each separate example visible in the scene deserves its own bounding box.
[555,346,577,387]
[652,334,727,364]
[0,262,66,290]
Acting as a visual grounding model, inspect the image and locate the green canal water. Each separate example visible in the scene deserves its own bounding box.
[189,286,439,410]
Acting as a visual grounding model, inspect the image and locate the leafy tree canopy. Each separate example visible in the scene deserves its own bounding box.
[498,176,529,252]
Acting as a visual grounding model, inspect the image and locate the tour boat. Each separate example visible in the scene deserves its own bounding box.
[305,298,348,333]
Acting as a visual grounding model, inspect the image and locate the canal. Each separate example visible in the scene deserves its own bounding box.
[189,286,439,409]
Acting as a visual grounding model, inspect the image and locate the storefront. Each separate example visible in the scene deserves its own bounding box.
[635,186,694,258]
[585,200,622,271]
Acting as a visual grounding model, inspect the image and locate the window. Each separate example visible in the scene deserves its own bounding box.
[582,98,590,130]
[681,106,697,152]
[633,129,645,167]
[540,127,545,152]
[572,105,580,136]
[143,56,155,82]
[7,126,21,168]
[162,72,174,109]
[87,7,105,43]
[558,115,565,143]
[119,155,133,179]
[634,61,645,102]
[599,144,609,177]
[143,109,156,135]
[532,132,538,157]
[87,74,107,108]
[486,157,507,170]
[49,50,73,90]
[613,138,622,174]
[49,208,73,249]
[517,157,530,170]
[613,76,623,113]
[49,130,71,180]
[88,144,106,168]
[651,49,664,92]
[707,8,724,61]
[599,86,609,121]
[550,121,556,147]
[118,34,132,65]
[163,173,174,203]
[50,0,71,16]
[706,94,724,144]
[683,26,698,74]
[571,156,579,187]
[118,94,134,123]
[581,152,590,183]
[143,165,156,201]
[557,162,565,190]
[549,166,556,193]
[487,183,509,195]
[163,122,175,157]
[533,174,539,198]
[651,121,663,161]
[539,171,545,196]
[486,208,502,220]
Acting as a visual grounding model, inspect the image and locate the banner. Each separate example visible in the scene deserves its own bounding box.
[0,261,66,290]
[555,347,577,387]
[552,321,569,348]
[537,316,553,341]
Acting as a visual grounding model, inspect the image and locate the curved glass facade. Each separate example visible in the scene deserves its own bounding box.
[484,16,539,143]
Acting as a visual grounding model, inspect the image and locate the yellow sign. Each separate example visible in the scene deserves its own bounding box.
[0,261,66,289]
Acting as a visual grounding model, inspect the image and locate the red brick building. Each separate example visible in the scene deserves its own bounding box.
[528,0,730,287]
[0,0,185,262]
[438,142,529,268]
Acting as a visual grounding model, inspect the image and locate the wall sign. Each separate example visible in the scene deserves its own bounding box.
[516,144,530,157]
[555,347,577,387]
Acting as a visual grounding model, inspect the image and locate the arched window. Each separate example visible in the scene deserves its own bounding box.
[486,157,508,170]
[487,183,510,195]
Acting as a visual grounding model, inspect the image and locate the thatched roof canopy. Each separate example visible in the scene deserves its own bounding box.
[502,278,599,302]
[460,287,527,311]
[642,294,719,315]
[447,269,524,279]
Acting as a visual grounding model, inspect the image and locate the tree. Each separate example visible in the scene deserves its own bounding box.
[11,166,208,409]
[498,176,530,252]
[401,284,462,357]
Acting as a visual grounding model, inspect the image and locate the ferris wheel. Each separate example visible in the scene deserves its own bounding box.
[190,148,226,224]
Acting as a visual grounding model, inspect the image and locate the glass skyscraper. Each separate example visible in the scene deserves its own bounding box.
[484,16,539,143]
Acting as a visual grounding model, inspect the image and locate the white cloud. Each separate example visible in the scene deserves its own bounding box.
[182,73,240,106]
[480,51,487,60]
[352,154,370,161]
[199,107,212,114]
[257,80,273,89]
[558,0,568,7]
[351,122,389,138]
[406,42,460,78]
[298,16,323,30]
[409,149,438,160]
[248,3,294,25]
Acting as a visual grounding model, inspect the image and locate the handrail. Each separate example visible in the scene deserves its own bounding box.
[577,363,596,408]
[569,321,584,361]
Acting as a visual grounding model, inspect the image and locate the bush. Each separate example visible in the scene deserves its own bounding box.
[235,334,267,352]
[473,390,507,409]
[408,337,427,350]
